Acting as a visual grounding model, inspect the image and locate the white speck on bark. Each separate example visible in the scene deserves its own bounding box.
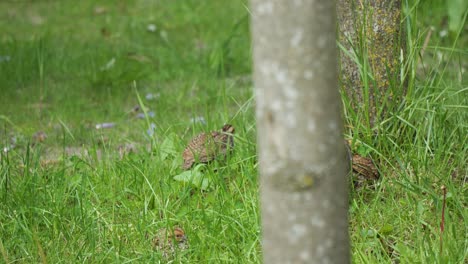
[284,85,298,99]
[271,100,282,111]
[317,36,328,48]
[255,87,265,119]
[259,62,272,75]
[288,224,306,244]
[275,69,287,83]
[288,214,297,221]
[258,36,268,46]
[307,119,316,132]
[312,60,322,70]
[290,29,303,47]
[293,0,303,6]
[304,70,314,80]
[316,239,334,261]
[256,2,274,15]
[265,159,286,176]
[299,250,310,260]
[316,245,325,256]
[285,114,297,127]
[325,238,333,248]
[310,215,325,228]
[291,193,301,201]
[285,100,295,110]
[328,121,337,130]
[291,151,304,163]
[266,204,276,213]
[322,199,331,209]
[318,143,327,152]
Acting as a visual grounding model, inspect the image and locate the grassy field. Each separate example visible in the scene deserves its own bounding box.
[0,0,466,263]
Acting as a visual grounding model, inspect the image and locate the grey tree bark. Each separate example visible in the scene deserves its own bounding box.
[337,0,405,127]
[251,1,350,263]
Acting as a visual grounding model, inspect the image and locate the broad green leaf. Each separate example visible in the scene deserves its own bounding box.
[447,0,468,32]
[173,164,211,190]
[379,224,394,235]
[160,133,178,160]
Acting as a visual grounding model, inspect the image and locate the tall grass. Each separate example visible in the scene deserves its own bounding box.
[0,0,466,263]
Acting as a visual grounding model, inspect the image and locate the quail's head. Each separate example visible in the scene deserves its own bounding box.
[153,227,188,256]
[172,227,187,244]
[221,124,235,134]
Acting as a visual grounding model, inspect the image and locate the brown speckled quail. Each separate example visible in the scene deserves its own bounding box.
[345,140,380,188]
[152,227,188,257]
[351,154,379,179]
[32,131,47,146]
[182,124,235,170]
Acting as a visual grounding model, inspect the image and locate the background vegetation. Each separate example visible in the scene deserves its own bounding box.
[0,0,466,263]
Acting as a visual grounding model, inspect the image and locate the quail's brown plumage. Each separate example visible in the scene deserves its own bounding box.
[345,140,380,187]
[32,131,47,146]
[182,124,235,170]
[351,154,379,180]
[153,227,188,257]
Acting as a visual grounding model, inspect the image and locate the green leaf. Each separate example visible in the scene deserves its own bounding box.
[160,133,178,160]
[356,144,371,156]
[447,0,468,32]
[173,164,211,190]
[379,224,394,236]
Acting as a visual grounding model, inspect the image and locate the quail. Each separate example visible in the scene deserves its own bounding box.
[153,227,188,257]
[345,141,380,187]
[182,124,235,170]
[32,131,47,146]
[352,154,379,178]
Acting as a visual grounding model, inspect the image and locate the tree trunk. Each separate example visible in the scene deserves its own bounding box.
[251,1,350,263]
[337,0,404,127]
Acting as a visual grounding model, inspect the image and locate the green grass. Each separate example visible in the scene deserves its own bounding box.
[0,0,466,263]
